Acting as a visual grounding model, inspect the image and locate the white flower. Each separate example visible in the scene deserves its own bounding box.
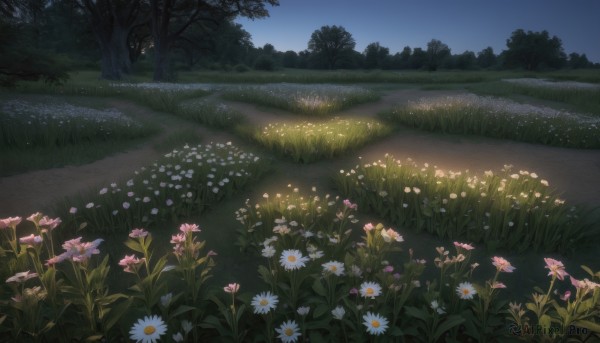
[172,332,184,342]
[541,179,549,186]
[86,202,94,209]
[69,207,78,214]
[456,282,477,300]
[261,245,276,258]
[430,300,446,314]
[360,281,382,299]
[297,306,310,316]
[160,293,172,307]
[275,320,301,343]
[279,249,309,270]
[181,320,193,334]
[404,187,411,193]
[123,202,130,209]
[322,261,345,276]
[99,188,108,195]
[331,306,345,320]
[129,315,167,343]
[362,312,389,335]
[252,291,279,314]
[151,208,158,215]
[449,193,457,199]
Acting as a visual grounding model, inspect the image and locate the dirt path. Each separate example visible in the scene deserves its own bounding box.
[1,88,599,219]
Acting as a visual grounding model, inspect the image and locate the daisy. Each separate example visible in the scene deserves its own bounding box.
[492,256,516,273]
[456,282,477,300]
[251,291,279,314]
[453,242,474,251]
[362,312,388,335]
[275,320,301,343]
[261,245,276,258]
[279,249,309,271]
[322,261,345,276]
[360,281,382,299]
[129,315,167,343]
[297,306,310,316]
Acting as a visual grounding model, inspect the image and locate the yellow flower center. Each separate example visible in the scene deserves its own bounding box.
[366,288,374,295]
[462,289,470,295]
[260,299,268,306]
[287,255,296,263]
[330,266,337,272]
[284,328,294,336]
[371,320,380,328]
[144,325,156,335]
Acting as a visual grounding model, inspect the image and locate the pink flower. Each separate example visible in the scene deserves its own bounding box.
[179,223,200,234]
[170,233,185,245]
[363,223,375,232]
[119,254,145,273]
[560,291,572,301]
[492,257,516,273]
[490,282,506,289]
[224,283,240,294]
[343,199,358,210]
[6,271,38,283]
[453,242,474,251]
[381,228,403,243]
[39,216,62,231]
[349,288,359,295]
[544,258,568,280]
[383,266,394,273]
[26,213,43,224]
[0,216,22,229]
[129,228,149,238]
[19,234,43,247]
[45,254,66,267]
[61,237,103,263]
[207,250,218,257]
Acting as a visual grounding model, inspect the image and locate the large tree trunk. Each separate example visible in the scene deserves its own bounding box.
[153,43,170,81]
[94,24,132,80]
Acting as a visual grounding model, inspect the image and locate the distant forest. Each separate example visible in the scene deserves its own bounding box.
[1,0,598,85]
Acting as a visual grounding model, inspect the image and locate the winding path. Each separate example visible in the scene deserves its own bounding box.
[1,88,599,220]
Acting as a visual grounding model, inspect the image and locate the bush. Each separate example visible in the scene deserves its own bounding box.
[254,55,275,71]
[234,64,250,73]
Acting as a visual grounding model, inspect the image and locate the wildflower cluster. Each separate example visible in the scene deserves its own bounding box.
[62,142,268,233]
[380,93,600,148]
[335,155,594,253]
[222,83,378,116]
[250,117,391,163]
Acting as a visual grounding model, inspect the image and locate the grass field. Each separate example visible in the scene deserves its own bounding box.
[1,69,599,342]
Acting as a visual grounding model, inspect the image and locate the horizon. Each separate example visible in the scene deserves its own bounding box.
[236,0,600,63]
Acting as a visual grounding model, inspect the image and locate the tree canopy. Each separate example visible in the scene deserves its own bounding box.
[504,29,566,70]
[308,25,356,69]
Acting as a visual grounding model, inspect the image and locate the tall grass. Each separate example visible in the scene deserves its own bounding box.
[242,117,392,163]
[222,84,379,116]
[379,94,600,149]
[468,80,600,116]
[334,155,598,254]
[0,98,158,175]
[177,98,245,129]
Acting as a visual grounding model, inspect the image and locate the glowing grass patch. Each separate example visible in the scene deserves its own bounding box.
[222,84,379,116]
[59,142,268,234]
[379,94,600,148]
[246,117,392,163]
[335,155,597,253]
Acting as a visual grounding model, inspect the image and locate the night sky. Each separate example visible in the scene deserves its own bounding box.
[236,0,600,62]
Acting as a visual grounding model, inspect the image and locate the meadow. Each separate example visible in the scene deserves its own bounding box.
[1,69,600,342]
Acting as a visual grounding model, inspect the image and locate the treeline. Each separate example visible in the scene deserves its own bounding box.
[1,1,597,86]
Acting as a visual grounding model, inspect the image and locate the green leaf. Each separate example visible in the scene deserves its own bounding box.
[124,239,144,254]
[580,265,594,277]
[313,304,329,319]
[434,315,465,341]
[171,305,196,318]
[103,297,133,332]
[404,306,428,322]
[312,279,327,297]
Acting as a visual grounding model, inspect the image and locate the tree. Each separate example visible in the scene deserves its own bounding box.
[149,0,278,81]
[568,53,590,69]
[456,50,477,70]
[307,25,355,69]
[410,47,427,69]
[0,18,69,86]
[477,46,496,69]
[282,50,298,68]
[426,39,450,71]
[364,42,390,69]
[75,0,147,80]
[504,29,566,70]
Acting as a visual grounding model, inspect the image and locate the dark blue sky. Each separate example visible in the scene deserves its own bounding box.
[236,0,600,62]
